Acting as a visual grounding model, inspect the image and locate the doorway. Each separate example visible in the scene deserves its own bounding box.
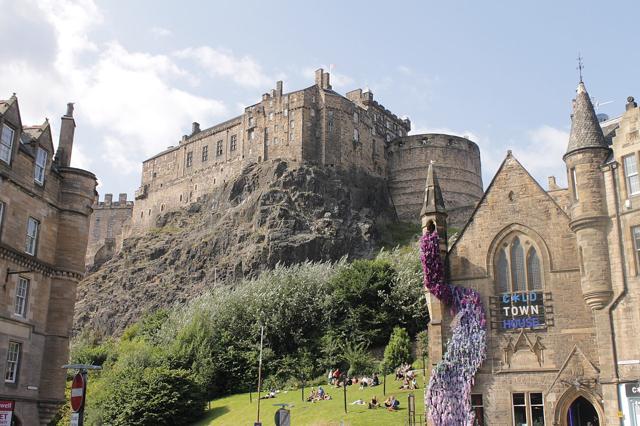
[567,396,599,426]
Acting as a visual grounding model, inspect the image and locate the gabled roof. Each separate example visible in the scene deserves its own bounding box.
[448,151,570,254]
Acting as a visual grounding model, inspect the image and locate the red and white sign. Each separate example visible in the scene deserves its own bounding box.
[0,400,14,426]
[70,373,85,412]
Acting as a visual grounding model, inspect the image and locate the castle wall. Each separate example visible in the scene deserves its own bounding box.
[86,193,133,269]
[387,134,483,228]
[130,71,415,231]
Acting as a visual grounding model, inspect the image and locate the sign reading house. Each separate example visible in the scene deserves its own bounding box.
[499,291,546,330]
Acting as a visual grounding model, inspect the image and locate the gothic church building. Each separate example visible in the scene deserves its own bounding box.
[424,81,640,425]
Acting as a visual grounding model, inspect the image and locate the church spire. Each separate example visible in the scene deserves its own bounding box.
[564,81,608,158]
[420,161,446,217]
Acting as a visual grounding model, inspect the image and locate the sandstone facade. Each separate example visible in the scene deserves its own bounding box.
[424,84,640,425]
[128,69,482,236]
[0,97,96,425]
[85,193,132,270]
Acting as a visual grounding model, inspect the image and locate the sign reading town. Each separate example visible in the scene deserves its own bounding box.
[498,291,546,330]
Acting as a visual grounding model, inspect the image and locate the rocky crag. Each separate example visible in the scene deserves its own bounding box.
[75,160,399,335]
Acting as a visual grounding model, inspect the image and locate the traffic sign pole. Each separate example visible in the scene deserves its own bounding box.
[63,364,101,426]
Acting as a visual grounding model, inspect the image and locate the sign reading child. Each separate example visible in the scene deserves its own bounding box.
[500,291,545,330]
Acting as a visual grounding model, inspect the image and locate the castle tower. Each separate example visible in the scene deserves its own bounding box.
[421,162,447,368]
[563,81,612,310]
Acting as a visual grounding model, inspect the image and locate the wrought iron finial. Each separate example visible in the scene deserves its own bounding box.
[577,53,584,83]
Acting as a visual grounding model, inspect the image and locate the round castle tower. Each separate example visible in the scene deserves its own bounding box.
[563,81,613,310]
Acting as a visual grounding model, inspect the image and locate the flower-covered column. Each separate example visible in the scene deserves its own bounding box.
[420,231,487,426]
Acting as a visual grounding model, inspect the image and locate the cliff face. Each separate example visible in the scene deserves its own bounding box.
[75,160,398,335]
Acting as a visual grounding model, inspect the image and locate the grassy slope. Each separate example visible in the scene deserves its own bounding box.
[194,373,428,426]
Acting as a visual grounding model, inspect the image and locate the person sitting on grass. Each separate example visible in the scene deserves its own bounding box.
[399,378,410,390]
[410,377,419,390]
[307,388,317,402]
[317,386,325,399]
[372,373,380,386]
[384,395,400,411]
[368,395,380,409]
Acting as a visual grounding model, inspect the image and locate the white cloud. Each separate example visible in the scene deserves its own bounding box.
[175,46,272,89]
[512,125,569,187]
[150,26,172,38]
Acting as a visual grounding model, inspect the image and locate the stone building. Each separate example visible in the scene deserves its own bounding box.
[423,82,640,425]
[131,69,483,232]
[0,97,96,425]
[85,193,133,270]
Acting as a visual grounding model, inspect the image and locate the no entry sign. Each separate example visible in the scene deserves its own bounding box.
[70,373,85,412]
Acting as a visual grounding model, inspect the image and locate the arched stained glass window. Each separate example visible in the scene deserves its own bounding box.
[527,248,542,290]
[510,238,526,292]
[496,249,509,293]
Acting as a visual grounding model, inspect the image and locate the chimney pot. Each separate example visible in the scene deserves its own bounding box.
[104,193,113,206]
[192,122,200,135]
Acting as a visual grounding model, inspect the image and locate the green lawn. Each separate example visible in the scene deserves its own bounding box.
[193,373,428,426]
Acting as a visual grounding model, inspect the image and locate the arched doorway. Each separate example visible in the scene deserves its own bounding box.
[567,396,599,426]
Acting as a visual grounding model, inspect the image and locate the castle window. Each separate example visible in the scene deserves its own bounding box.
[289,132,294,143]
[248,116,255,127]
[216,140,223,156]
[354,128,360,143]
[623,154,640,196]
[14,277,29,317]
[274,138,279,145]
[284,109,288,117]
[269,112,274,121]
[311,109,315,117]
[290,120,295,129]
[202,146,208,162]
[328,111,334,132]
[353,111,359,123]
[25,217,39,256]
[230,135,237,151]
[512,392,544,426]
[248,129,255,141]
[186,152,193,167]
[4,341,20,383]
[34,147,47,184]
[495,235,543,294]
[0,124,14,164]
[570,168,578,201]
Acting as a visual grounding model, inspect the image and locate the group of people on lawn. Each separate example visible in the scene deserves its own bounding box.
[327,368,380,389]
[395,364,419,390]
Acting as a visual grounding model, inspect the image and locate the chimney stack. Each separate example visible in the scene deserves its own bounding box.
[118,193,127,204]
[104,193,113,206]
[192,122,201,135]
[276,81,283,97]
[55,102,75,167]
[547,176,560,190]
[315,69,323,87]
[322,71,331,90]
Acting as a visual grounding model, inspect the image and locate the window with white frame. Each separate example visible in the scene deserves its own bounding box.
[34,147,47,184]
[25,217,39,255]
[624,154,640,196]
[512,392,544,426]
[4,342,20,383]
[15,277,28,317]
[632,226,640,274]
[0,124,14,164]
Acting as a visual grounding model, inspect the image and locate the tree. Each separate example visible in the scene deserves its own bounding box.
[416,330,429,361]
[382,327,412,371]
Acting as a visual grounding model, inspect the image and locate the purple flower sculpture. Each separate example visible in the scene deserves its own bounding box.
[420,231,487,426]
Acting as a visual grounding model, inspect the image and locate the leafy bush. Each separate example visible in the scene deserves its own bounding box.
[382,327,412,371]
[92,366,205,426]
[342,342,377,376]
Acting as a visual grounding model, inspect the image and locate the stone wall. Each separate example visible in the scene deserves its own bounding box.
[0,96,96,425]
[86,193,133,269]
[387,134,483,228]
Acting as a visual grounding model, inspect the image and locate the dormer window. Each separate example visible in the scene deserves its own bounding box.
[34,147,47,184]
[0,124,14,164]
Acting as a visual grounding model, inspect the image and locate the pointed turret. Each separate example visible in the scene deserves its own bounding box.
[420,162,446,217]
[563,80,612,310]
[564,82,608,158]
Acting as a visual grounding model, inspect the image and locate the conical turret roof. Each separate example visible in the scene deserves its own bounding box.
[565,81,608,157]
[420,162,446,217]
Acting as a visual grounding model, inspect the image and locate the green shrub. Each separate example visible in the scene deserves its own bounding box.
[382,327,412,371]
[92,366,205,426]
[342,341,377,376]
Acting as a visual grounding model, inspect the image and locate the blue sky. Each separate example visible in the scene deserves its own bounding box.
[1,0,638,197]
